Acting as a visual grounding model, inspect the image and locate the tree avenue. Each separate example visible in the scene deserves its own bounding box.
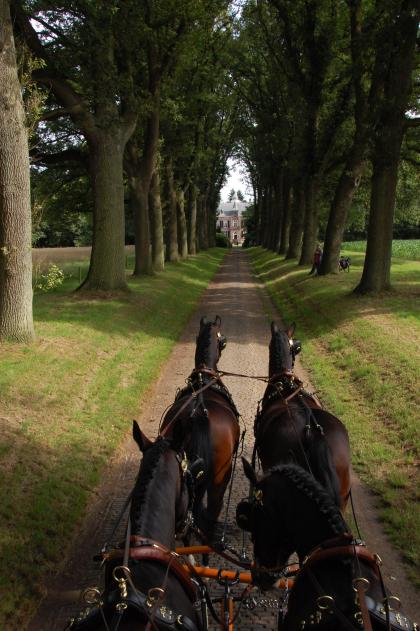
[0,0,419,342]
[0,0,34,342]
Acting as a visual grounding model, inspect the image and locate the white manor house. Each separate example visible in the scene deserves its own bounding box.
[216,194,247,245]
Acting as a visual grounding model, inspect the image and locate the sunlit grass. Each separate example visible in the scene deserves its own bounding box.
[341,239,420,260]
[249,247,420,586]
[0,248,226,626]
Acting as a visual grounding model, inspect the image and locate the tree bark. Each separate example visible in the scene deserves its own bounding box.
[165,157,179,262]
[299,176,319,266]
[0,0,34,341]
[187,186,198,255]
[273,171,284,252]
[286,183,305,260]
[279,180,292,255]
[82,131,128,289]
[320,152,365,275]
[198,193,209,250]
[149,169,164,272]
[177,189,188,259]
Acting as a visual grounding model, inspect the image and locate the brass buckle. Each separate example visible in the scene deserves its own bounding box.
[112,565,131,599]
[352,577,370,592]
[383,595,402,611]
[146,587,165,608]
[82,587,102,605]
[316,595,334,611]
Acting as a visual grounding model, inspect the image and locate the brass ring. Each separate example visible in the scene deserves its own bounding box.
[352,577,370,592]
[146,587,165,607]
[383,596,402,611]
[82,587,101,605]
[316,595,334,611]
[112,565,131,583]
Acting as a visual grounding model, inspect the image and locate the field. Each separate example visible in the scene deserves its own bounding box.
[0,248,226,627]
[249,244,420,586]
[342,239,420,260]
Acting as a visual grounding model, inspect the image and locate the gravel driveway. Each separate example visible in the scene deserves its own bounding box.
[29,250,419,630]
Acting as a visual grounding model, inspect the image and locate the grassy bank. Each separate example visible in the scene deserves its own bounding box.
[0,249,226,627]
[249,246,419,586]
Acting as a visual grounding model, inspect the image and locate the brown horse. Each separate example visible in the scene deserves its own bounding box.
[253,321,351,510]
[160,316,240,537]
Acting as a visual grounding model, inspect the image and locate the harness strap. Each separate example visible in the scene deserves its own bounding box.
[105,537,197,602]
[302,544,381,579]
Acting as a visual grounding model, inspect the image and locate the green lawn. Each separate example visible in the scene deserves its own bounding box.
[0,249,226,627]
[249,246,419,586]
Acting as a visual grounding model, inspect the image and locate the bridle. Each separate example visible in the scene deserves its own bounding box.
[67,446,204,630]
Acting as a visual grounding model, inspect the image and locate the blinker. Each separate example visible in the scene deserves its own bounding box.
[217,332,227,350]
[290,338,302,357]
[236,499,255,532]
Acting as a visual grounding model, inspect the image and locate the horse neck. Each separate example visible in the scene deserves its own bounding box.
[195,325,218,371]
[272,468,347,560]
[269,332,292,377]
[130,449,179,549]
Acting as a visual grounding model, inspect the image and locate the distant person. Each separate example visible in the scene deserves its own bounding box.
[309,244,323,275]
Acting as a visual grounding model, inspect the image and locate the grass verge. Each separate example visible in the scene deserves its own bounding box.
[0,248,226,627]
[249,246,419,586]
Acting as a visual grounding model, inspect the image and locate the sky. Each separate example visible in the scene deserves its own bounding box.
[220,159,252,202]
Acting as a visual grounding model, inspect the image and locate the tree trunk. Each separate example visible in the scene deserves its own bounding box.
[198,193,209,250]
[299,176,319,266]
[131,178,152,276]
[273,171,284,252]
[286,184,305,260]
[320,153,365,275]
[81,130,127,289]
[149,169,164,272]
[354,2,418,294]
[187,186,197,255]
[355,155,399,292]
[0,0,34,342]
[165,158,179,262]
[177,189,188,259]
[279,181,292,255]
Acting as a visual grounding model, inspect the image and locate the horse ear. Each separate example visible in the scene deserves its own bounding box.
[132,421,153,452]
[287,322,296,338]
[271,321,279,334]
[200,316,208,327]
[215,315,221,328]
[242,457,258,486]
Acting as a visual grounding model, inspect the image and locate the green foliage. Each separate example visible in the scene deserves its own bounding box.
[34,263,64,292]
[215,232,232,248]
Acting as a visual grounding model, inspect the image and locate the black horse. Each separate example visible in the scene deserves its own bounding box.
[237,460,416,631]
[160,316,240,538]
[68,422,203,630]
[254,322,351,510]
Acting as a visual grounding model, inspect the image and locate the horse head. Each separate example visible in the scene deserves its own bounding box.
[237,458,347,589]
[131,421,197,543]
[195,315,226,371]
[268,321,301,378]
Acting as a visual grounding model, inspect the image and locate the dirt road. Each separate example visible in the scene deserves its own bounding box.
[29,250,418,630]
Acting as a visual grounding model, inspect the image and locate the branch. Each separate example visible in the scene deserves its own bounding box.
[30,148,89,169]
[405,116,420,128]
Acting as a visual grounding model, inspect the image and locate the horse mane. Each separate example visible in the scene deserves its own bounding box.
[269,330,292,374]
[268,463,347,535]
[195,321,214,367]
[131,437,172,528]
